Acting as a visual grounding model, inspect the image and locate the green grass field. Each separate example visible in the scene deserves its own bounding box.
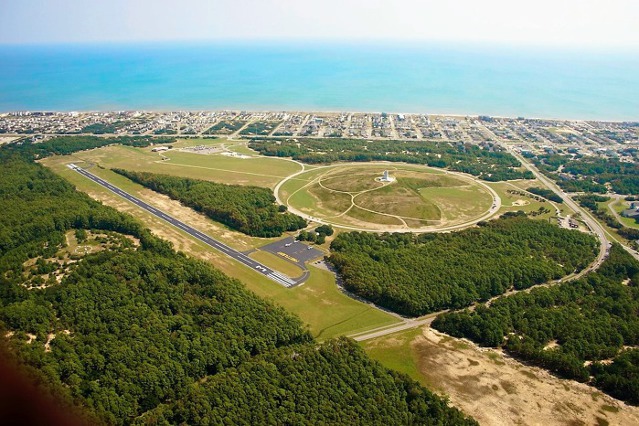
[227,265,401,340]
[487,181,562,221]
[321,167,387,192]
[347,206,404,226]
[357,182,441,220]
[40,140,302,189]
[40,145,400,340]
[360,328,426,385]
[307,185,354,215]
[609,199,639,229]
[284,164,493,229]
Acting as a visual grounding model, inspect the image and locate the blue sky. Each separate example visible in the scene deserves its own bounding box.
[2,0,638,47]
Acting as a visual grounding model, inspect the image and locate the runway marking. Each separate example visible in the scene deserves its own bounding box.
[71,165,301,288]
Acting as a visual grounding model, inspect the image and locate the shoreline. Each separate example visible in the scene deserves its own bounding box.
[2,109,637,124]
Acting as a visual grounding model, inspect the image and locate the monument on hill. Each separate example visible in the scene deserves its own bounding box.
[379,170,395,183]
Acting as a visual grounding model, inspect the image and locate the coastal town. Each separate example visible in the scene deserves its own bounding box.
[1,110,637,160]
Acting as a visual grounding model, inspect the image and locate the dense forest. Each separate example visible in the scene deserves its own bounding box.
[328,214,598,316]
[532,154,639,194]
[433,244,639,405]
[112,169,307,238]
[0,142,477,424]
[138,338,463,425]
[248,137,533,181]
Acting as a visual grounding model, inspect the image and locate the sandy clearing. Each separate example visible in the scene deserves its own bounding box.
[414,328,639,426]
[44,333,56,352]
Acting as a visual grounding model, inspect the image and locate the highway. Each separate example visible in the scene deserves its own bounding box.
[68,164,305,288]
[507,148,611,272]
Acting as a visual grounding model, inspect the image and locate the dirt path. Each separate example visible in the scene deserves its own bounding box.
[403,328,639,426]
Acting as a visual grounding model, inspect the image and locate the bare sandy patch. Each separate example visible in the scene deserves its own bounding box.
[414,328,639,426]
[44,333,56,352]
[543,340,560,350]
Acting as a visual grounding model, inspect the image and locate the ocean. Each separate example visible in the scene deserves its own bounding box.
[0,42,638,121]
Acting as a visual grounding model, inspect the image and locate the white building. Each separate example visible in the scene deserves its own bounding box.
[379,170,394,182]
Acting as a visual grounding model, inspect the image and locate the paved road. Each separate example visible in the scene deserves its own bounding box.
[68,164,306,288]
[507,148,611,271]
[351,151,614,342]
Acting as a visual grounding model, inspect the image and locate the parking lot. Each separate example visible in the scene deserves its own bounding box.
[259,237,324,266]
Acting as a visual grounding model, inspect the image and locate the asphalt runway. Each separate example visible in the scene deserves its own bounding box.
[259,237,324,265]
[68,164,306,288]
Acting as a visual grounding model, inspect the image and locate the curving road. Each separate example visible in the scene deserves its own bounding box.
[507,148,611,271]
[351,151,613,342]
[68,163,307,288]
[273,162,502,233]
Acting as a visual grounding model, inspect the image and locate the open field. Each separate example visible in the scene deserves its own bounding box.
[487,180,563,221]
[247,264,401,340]
[363,327,639,426]
[41,151,400,340]
[40,139,302,189]
[609,198,639,230]
[283,163,494,230]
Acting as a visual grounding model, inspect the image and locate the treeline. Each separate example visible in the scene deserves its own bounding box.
[138,338,470,425]
[533,154,639,194]
[0,150,476,423]
[527,186,563,203]
[328,214,598,316]
[4,135,175,160]
[433,244,639,405]
[0,156,167,267]
[112,169,307,238]
[248,138,534,181]
[297,224,334,245]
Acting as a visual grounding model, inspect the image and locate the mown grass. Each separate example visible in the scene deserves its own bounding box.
[42,142,301,189]
[360,328,424,383]
[356,184,441,220]
[42,151,400,340]
[487,181,559,222]
[240,266,401,340]
[308,185,353,214]
[419,186,491,221]
[348,206,403,226]
[609,199,639,230]
[287,164,493,227]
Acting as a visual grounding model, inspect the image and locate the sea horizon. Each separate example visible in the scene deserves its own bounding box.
[1,41,638,121]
